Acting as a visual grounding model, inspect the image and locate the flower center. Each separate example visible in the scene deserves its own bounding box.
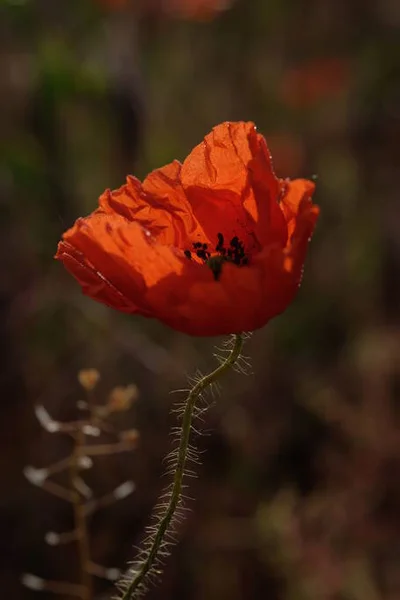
[184,233,249,281]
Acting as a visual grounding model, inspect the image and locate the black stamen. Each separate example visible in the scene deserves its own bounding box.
[196,249,210,261]
[216,233,224,251]
[188,233,250,276]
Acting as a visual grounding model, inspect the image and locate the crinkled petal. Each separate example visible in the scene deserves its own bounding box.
[142,161,206,246]
[56,212,189,316]
[99,162,205,248]
[56,240,143,314]
[181,121,288,253]
[281,179,319,278]
[280,178,316,240]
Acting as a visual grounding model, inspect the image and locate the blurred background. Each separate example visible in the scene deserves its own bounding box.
[1,0,400,598]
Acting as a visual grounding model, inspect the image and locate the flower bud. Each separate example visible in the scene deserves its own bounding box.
[108,384,138,411]
[78,368,100,391]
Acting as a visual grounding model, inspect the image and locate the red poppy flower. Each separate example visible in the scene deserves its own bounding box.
[56,122,319,336]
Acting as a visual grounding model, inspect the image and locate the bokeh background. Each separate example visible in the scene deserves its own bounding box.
[2,0,400,598]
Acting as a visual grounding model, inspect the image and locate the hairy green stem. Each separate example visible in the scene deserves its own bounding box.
[120,333,243,599]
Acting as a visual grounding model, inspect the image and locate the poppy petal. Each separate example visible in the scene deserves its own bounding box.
[99,162,205,248]
[56,240,143,314]
[146,253,295,336]
[281,179,319,279]
[57,212,188,316]
[142,161,206,246]
[181,121,287,253]
[280,178,318,244]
